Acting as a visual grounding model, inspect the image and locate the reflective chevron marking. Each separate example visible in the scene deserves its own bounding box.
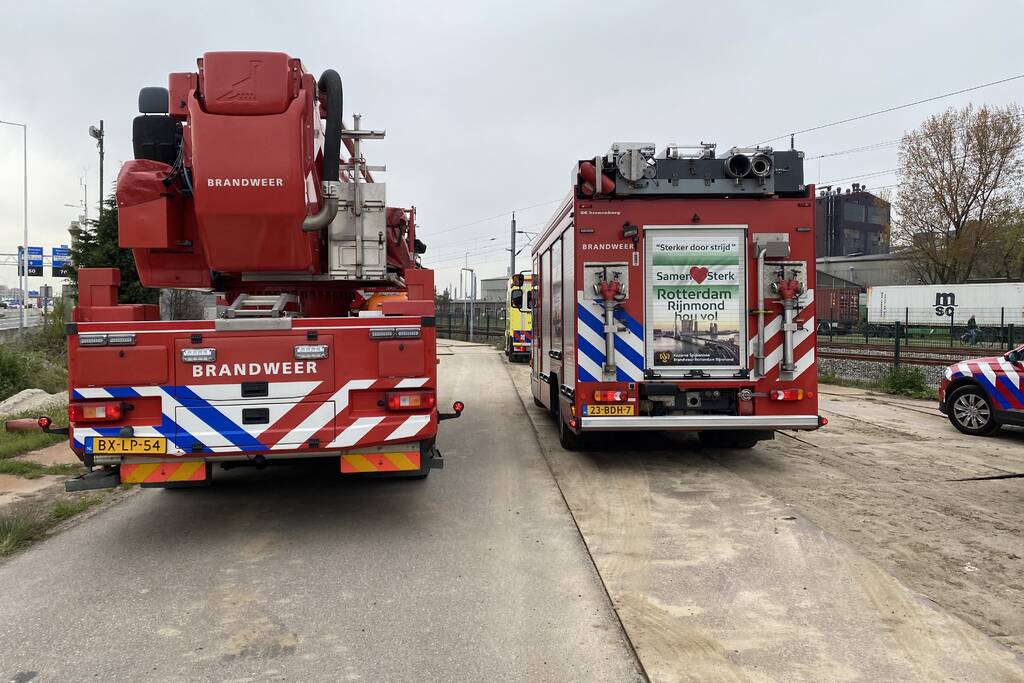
[70,378,434,455]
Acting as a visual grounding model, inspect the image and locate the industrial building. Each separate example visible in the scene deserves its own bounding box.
[816,184,891,258]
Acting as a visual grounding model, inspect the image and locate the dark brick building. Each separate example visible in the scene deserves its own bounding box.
[815,183,891,258]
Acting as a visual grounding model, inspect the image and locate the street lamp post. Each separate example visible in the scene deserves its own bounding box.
[0,120,28,335]
[89,121,104,219]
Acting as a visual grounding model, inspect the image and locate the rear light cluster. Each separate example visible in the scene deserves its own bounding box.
[593,390,626,402]
[68,401,124,422]
[79,333,136,347]
[386,391,436,411]
[769,388,804,401]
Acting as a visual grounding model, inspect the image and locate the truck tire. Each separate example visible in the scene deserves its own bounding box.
[946,385,999,436]
[697,431,760,449]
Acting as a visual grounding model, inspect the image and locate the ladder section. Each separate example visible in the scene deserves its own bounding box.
[224,293,298,318]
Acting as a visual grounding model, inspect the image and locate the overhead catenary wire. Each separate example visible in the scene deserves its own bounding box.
[420,198,562,238]
[806,111,1024,161]
[754,73,1024,146]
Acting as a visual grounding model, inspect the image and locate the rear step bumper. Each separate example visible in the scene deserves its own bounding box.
[579,414,821,431]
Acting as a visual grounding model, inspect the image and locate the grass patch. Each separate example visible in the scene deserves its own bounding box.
[0,460,83,479]
[0,494,103,556]
[0,403,68,460]
[879,367,934,400]
[50,495,102,522]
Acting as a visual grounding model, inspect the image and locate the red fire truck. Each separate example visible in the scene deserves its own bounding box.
[531,143,823,450]
[49,51,460,490]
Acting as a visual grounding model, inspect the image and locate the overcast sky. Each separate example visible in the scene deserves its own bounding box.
[1,0,1022,294]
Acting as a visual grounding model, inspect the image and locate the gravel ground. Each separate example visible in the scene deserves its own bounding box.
[818,357,947,385]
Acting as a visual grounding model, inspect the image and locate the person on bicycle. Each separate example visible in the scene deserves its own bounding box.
[966,314,980,345]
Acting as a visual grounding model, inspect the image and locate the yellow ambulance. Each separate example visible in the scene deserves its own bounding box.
[506,273,533,362]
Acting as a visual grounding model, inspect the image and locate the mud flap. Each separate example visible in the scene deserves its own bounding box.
[65,467,120,492]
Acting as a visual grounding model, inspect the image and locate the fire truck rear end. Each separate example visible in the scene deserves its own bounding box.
[532,142,823,450]
[56,51,460,490]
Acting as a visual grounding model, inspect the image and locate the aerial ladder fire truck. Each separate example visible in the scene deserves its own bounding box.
[532,142,824,449]
[43,51,461,489]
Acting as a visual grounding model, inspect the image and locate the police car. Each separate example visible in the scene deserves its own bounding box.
[939,345,1024,435]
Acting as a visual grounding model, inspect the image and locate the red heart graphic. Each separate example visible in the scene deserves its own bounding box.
[689,266,709,284]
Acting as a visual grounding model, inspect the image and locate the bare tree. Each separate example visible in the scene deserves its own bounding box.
[892,104,1024,283]
[160,289,209,320]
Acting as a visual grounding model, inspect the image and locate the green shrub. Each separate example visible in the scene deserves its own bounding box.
[0,339,67,402]
[880,367,933,399]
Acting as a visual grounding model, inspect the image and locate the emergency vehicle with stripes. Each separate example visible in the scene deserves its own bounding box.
[54,51,461,490]
[531,142,824,450]
[505,273,533,362]
[939,348,1024,435]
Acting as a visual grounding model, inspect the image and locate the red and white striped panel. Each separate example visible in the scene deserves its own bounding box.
[267,377,433,451]
[748,289,815,380]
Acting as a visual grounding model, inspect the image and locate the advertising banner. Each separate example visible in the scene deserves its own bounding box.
[644,227,746,373]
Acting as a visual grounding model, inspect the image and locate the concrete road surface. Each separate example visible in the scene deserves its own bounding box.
[507,361,1024,682]
[0,310,42,331]
[0,343,641,682]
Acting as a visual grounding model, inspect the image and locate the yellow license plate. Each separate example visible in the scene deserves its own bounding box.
[86,437,167,455]
[583,404,635,416]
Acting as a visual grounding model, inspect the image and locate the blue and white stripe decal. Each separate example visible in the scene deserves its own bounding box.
[71,386,212,454]
[577,293,645,382]
[71,382,320,454]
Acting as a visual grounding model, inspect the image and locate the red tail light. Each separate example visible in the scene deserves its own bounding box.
[68,401,124,422]
[386,391,436,411]
[768,388,804,401]
[593,390,625,402]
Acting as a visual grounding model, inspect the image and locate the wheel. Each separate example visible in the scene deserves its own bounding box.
[558,403,586,451]
[947,385,999,436]
[697,431,760,449]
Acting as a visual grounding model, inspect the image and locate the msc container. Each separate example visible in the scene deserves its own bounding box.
[867,283,1024,325]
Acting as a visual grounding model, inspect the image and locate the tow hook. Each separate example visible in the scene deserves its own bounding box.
[426,446,445,469]
[438,400,465,422]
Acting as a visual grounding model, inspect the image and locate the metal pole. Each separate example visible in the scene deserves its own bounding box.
[98,120,104,220]
[894,321,901,369]
[509,212,516,278]
[469,273,476,342]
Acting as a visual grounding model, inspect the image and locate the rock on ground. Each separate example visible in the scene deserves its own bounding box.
[0,389,68,418]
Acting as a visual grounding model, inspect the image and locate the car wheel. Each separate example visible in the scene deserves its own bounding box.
[947,385,999,436]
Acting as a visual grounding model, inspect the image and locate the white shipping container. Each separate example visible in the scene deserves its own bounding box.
[867,283,1024,325]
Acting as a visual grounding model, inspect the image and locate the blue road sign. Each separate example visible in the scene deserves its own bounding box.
[17,246,43,277]
[52,245,71,277]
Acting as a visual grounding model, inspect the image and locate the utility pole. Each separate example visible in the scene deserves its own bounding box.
[461,267,475,342]
[90,121,104,220]
[509,212,516,277]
